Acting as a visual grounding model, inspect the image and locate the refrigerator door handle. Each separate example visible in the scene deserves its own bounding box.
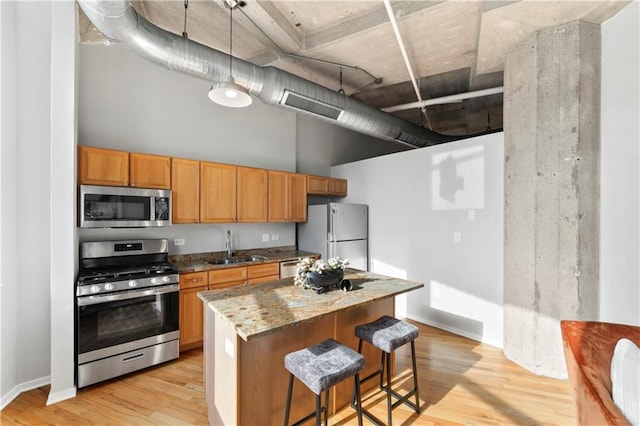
[328,206,335,242]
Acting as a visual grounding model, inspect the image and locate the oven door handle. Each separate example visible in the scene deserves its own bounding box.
[77,284,179,306]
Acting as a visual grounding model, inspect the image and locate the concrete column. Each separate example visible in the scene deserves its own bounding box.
[503,20,600,378]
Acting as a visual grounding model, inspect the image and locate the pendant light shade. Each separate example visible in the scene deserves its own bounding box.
[208,1,252,108]
[208,77,252,108]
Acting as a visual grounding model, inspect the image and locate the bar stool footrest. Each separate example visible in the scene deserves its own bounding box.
[388,388,419,412]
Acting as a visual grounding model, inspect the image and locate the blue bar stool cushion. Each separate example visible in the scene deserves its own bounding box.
[284,338,364,395]
[355,315,419,353]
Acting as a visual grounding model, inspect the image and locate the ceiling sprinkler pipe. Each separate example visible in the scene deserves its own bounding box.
[383,86,505,113]
[383,0,424,107]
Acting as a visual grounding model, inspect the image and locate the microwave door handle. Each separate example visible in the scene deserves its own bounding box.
[77,284,179,306]
[150,196,156,221]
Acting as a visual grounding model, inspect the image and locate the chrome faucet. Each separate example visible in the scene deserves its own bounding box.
[225,229,233,258]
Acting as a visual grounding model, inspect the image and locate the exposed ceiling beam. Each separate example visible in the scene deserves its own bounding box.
[212,0,302,55]
[304,1,444,50]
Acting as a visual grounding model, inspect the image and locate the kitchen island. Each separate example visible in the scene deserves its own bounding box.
[198,269,423,425]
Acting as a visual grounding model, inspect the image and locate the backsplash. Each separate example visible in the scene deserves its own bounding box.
[78,222,296,255]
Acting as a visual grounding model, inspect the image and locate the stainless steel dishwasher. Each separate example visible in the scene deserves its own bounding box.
[279,260,299,278]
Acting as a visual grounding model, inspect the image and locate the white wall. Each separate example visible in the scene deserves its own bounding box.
[333,133,505,347]
[600,1,640,325]
[295,114,409,176]
[0,1,78,409]
[0,0,19,408]
[78,43,299,253]
[15,0,53,391]
[48,0,78,404]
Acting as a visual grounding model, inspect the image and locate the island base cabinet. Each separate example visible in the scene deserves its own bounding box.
[205,298,394,426]
[239,316,335,426]
[206,310,239,426]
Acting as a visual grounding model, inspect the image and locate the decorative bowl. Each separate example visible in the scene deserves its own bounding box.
[306,269,344,294]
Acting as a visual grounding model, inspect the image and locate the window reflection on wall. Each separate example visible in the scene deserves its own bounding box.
[431,145,485,210]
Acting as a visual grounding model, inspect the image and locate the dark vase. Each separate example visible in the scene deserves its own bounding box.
[306,269,344,293]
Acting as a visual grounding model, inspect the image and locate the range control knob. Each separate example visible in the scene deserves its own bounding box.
[162,276,171,283]
[90,285,100,294]
[128,280,138,288]
[104,283,114,291]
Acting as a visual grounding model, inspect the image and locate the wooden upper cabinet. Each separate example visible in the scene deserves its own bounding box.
[171,158,200,224]
[129,152,171,189]
[268,171,288,222]
[328,178,347,197]
[237,166,268,222]
[78,146,171,189]
[306,174,348,197]
[201,162,237,223]
[307,175,329,195]
[268,171,308,222]
[289,173,308,222]
[78,146,129,186]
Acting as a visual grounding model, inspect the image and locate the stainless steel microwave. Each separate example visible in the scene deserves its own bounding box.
[80,185,171,228]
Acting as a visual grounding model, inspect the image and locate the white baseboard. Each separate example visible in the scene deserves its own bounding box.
[405,313,503,349]
[1,385,20,411]
[46,386,76,405]
[1,375,50,410]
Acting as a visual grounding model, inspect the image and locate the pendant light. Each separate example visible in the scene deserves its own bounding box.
[208,0,252,108]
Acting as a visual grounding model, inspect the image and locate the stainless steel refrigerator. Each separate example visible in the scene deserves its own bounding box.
[298,203,369,271]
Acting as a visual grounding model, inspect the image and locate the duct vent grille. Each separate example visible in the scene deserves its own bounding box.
[395,131,427,147]
[280,90,343,120]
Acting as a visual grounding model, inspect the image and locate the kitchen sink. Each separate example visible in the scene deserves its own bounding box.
[208,255,267,265]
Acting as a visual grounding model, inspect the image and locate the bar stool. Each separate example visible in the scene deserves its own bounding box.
[351,315,420,426]
[284,338,364,426]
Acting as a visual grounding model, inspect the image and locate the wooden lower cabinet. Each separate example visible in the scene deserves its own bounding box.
[247,262,280,284]
[180,263,280,350]
[208,266,247,286]
[179,271,208,352]
[179,285,207,352]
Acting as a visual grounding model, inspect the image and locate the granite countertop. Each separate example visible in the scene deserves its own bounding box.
[170,246,319,273]
[198,269,424,341]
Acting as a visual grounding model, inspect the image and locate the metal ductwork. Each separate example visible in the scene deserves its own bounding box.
[77,0,456,148]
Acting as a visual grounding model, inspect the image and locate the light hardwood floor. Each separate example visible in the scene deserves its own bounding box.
[1,321,576,425]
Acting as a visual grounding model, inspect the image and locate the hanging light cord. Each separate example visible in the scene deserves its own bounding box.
[182,0,189,38]
[229,3,233,79]
[338,68,345,94]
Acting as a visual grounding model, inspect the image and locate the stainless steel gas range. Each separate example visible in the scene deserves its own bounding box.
[75,239,179,388]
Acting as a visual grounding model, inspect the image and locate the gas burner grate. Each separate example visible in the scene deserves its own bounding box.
[77,270,118,284]
[147,263,178,274]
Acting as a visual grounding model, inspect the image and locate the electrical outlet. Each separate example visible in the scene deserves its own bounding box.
[262,234,270,242]
[271,234,280,241]
[224,337,234,359]
[468,210,476,221]
[173,238,185,246]
[453,232,461,243]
